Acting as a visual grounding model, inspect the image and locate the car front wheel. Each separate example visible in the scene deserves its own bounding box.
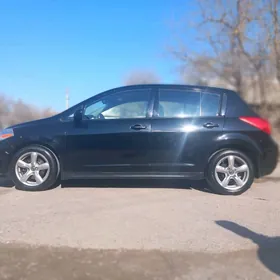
[206,150,255,195]
[9,145,59,191]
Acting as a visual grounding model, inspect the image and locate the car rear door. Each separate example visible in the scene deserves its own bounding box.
[149,87,225,177]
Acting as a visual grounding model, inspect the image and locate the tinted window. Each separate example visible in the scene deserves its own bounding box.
[158,89,200,118]
[201,93,220,116]
[84,89,151,119]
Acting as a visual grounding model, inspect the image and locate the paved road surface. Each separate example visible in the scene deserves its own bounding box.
[0,168,280,279]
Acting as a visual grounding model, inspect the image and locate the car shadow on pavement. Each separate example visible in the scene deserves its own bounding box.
[216,220,280,277]
[61,179,213,193]
[0,177,14,188]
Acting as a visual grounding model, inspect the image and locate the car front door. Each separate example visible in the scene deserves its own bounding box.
[149,87,225,177]
[63,87,155,179]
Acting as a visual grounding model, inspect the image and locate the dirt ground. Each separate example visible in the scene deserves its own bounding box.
[0,167,280,280]
[0,243,280,280]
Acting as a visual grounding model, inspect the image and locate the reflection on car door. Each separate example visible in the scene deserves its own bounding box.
[150,88,225,178]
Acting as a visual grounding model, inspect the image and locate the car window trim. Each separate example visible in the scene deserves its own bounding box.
[153,88,160,118]
[220,92,227,116]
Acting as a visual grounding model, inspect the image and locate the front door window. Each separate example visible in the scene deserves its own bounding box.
[84,89,152,120]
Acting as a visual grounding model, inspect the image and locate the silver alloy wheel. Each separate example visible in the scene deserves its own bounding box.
[15,152,50,186]
[214,155,249,191]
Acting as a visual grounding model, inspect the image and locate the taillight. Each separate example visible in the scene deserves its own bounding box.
[239,117,271,134]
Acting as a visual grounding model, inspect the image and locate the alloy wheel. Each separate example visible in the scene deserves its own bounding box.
[15,152,50,186]
[214,155,249,191]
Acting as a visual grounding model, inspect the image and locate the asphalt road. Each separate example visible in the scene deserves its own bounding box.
[0,168,280,280]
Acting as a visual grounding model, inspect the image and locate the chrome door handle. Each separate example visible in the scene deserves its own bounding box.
[203,122,219,129]
[130,124,147,130]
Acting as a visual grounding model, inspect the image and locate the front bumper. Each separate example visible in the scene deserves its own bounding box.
[0,140,14,176]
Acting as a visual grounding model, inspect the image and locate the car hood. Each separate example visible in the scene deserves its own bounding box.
[5,116,57,130]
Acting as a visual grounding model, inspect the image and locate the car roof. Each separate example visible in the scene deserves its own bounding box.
[107,84,237,95]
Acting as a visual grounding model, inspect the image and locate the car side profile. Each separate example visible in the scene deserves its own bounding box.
[0,84,278,195]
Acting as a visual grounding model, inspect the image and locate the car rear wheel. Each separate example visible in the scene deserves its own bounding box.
[9,145,59,191]
[206,150,254,195]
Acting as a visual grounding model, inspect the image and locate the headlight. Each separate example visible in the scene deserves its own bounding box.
[0,128,14,141]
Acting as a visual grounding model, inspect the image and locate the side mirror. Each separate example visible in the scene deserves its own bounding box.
[74,108,83,123]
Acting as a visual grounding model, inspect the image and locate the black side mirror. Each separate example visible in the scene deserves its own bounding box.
[74,108,83,123]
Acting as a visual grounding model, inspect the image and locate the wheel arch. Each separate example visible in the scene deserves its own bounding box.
[207,135,262,178]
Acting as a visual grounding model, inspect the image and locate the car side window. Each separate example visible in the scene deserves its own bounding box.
[201,93,221,116]
[157,89,221,118]
[84,89,151,120]
[158,89,201,118]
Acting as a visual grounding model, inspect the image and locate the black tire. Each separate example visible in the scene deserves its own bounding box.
[206,150,255,195]
[9,145,59,191]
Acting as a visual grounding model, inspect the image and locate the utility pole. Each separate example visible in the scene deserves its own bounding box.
[65,88,69,109]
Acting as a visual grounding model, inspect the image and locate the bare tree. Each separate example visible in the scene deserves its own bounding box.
[124,70,160,85]
[0,95,11,130]
[172,0,279,104]
[267,0,280,83]
[0,94,56,129]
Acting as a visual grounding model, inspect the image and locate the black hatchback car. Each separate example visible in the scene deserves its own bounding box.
[0,84,278,195]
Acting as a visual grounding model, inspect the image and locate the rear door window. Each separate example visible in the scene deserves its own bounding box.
[158,89,201,118]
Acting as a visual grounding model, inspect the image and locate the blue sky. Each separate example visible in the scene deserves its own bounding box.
[0,0,199,111]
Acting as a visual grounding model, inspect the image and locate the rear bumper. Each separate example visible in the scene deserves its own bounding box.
[257,137,279,178]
